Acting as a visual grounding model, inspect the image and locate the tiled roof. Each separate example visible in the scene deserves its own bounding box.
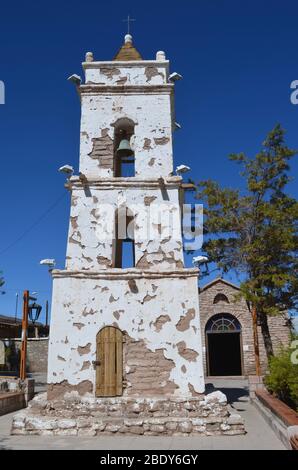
[113,35,142,61]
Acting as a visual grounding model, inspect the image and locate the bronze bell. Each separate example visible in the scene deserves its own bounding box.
[116,137,134,157]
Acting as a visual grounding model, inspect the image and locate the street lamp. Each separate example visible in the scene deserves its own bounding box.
[28,302,42,325]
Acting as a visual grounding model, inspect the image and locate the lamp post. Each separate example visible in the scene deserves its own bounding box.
[28,301,42,338]
[40,258,56,335]
[20,291,29,380]
[19,291,41,379]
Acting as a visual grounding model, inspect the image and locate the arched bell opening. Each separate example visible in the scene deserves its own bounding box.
[113,118,135,177]
[113,206,135,268]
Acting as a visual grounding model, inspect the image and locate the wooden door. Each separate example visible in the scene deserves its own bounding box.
[96,326,123,397]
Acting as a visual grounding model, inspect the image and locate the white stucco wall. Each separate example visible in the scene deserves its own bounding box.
[79,91,174,178]
[65,180,184,271]
[83,61,169,86]
[47,270,205,397]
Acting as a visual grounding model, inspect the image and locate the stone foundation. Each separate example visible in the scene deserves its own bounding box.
[11,391,245,436]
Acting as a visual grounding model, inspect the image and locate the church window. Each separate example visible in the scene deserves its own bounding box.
[213,293,229,304]
[206,313,241,332]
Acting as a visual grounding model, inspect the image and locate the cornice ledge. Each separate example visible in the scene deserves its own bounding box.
[79,84,173,94]
[82,60,169,68]
[52,268,199,280]
[66,176,182,190]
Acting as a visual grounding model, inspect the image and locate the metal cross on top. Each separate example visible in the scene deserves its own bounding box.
[123,15,136,34]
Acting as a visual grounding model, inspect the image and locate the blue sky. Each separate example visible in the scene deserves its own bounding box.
[0,0,297,323]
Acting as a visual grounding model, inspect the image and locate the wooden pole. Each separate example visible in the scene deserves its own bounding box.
[252,304,261,376]
[14,293,19,323]
[20,290,29,380]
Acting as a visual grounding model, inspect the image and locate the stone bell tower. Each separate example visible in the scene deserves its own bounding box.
[47,34,205,400]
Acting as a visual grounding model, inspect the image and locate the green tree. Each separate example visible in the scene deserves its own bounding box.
[195,125,298,364]
[264,335,298,411]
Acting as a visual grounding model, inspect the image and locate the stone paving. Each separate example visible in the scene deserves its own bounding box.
[0,378,286,450]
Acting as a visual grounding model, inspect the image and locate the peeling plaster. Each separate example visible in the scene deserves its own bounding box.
[48,275,205,398]
[176,341,199,362]
[154,137,170,146]
[47,380,93,400]
[77,343,91,355]
[153,314,171,332]
[144,196,157,206]
[128,279,138,293]
[176,308,196,332]
[100,67,121,79]
[143,138,152,150]
[80,361,91,371]
[142,294,157,303]
[82,307,96,317]
[145,66,164,83]
[48,56,205,399]
[188,383,203,397]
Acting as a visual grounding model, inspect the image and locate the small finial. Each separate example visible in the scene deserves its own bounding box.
[125,34,133,44]
[156,51,166,61]
[85,51,94,62]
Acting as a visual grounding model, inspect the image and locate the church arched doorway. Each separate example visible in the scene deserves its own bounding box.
[205,313,243,376]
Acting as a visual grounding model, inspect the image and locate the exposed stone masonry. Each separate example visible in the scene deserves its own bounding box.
[11,391,245,436]
[124,338,178,396]
[88,129,114,170]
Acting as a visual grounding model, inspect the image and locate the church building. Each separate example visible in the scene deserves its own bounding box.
[199,278,291,377]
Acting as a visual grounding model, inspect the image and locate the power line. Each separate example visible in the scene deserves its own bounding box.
[0,288,52,293]
[0,192,67,256]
